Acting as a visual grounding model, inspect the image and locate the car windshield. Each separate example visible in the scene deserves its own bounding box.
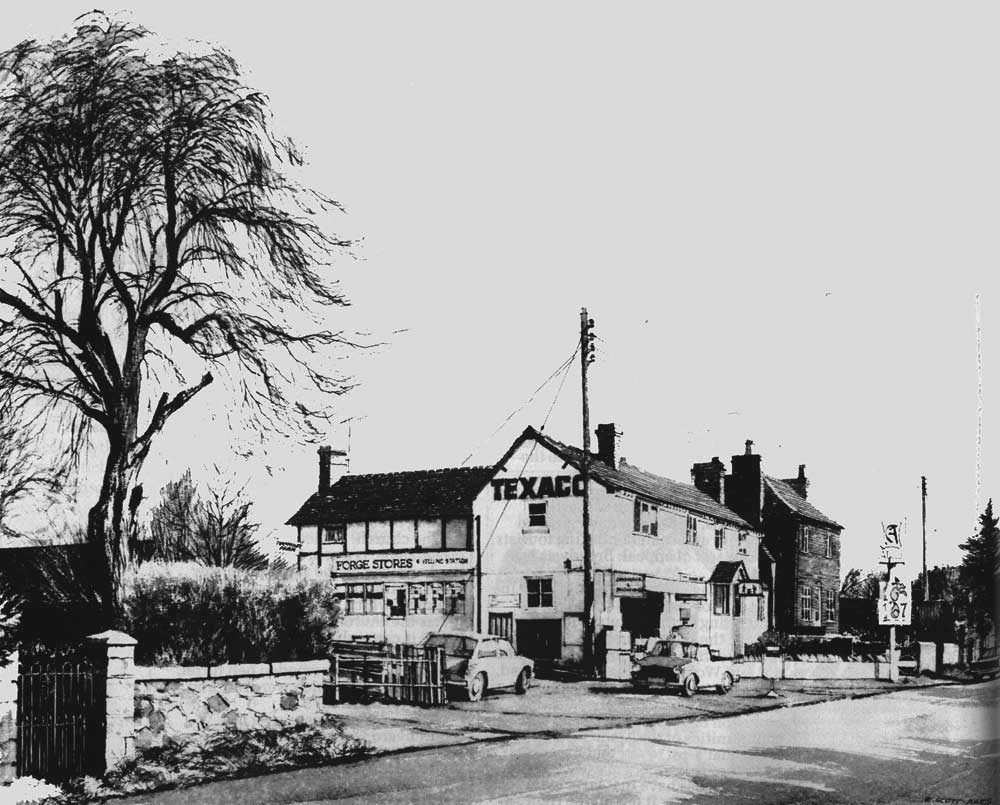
[651,641,698,659]
[424,635,477,657]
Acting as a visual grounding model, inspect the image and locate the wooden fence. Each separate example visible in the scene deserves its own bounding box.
[328,641,448,706]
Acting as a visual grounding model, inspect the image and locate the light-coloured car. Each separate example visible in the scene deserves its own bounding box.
[422,632,534,702]
[630,639,737,696]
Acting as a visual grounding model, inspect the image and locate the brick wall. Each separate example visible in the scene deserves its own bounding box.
[133,660,329,751]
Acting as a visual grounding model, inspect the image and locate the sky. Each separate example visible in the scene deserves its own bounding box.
[2,2,996,577]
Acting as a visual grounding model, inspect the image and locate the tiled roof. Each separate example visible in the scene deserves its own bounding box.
[708,560,748,584]
[286,466,494,526]
[513,428,754,530]
[765,476,842,529]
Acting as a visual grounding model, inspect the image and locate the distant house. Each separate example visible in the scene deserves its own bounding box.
[711,440,843,635]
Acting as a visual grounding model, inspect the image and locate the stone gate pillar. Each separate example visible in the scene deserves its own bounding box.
[0,650,18,783]
[87,631,137,771]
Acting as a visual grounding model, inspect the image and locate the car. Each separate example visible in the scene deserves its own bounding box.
[630,639,738,696]
[421,632,534,702]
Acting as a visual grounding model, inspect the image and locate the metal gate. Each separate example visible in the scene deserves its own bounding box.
[16,647,106,781]
[328,641,447,705]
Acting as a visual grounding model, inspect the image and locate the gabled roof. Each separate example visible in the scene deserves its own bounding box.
[286,466,494,526]
[708,560,749,584]
[765,476,842,530]
[498,427,754,530]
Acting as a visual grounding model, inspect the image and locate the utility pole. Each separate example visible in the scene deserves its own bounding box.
[580,308,596,677]
[921,476,928,600]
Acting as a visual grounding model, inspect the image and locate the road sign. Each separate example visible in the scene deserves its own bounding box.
[878,570,911,625]
[880,523,904,564]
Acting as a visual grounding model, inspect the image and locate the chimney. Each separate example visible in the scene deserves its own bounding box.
[726,438,763,528]
[782,464,809,499]
[691,457,726,504]
[317,446,348,493]
[595,423,621,468]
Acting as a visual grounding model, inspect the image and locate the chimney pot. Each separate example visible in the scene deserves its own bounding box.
[745,439,754,456]
[798,464,806,481]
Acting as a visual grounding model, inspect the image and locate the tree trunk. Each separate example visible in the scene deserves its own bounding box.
[86,441,142,628]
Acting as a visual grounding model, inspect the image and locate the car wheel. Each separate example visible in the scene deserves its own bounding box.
[515,667,531,694]
[681,674,698,697]
[717,671,734,694]
[468,672,486,702]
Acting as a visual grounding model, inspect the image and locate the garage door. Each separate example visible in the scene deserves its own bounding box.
[516,619,562,660]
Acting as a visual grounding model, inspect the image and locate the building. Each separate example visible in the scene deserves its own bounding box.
[285,447,494,644]
[715,440,844,635]
[286,424,775,663]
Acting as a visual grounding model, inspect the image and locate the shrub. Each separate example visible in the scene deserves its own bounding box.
[123,563,341,665]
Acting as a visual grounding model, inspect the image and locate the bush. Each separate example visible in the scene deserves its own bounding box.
[123,563,341,665]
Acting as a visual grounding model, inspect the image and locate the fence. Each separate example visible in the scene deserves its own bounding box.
[328,641,447,705]
[15,646,106,782]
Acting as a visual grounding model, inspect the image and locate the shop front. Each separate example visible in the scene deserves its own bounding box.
[329,550,475,644]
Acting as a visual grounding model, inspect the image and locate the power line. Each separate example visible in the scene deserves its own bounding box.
[458,343,581,467]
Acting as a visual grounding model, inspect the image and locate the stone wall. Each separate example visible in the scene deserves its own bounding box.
[133,660,329,751]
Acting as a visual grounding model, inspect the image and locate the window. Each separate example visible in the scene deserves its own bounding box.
[528,501,547,528]
[757,595,766,621]
[686,515,698,545]
[386,585,406,618]
[444,519,468,549]
[526,577,553,608]
[445,581,466,615]
[478,639,498,659]
[338,583,384,615]
[322,525,345,544]
[823,588,836,622]
[407,582,445,615]
[824,532,833,559]
[799,585,812,622]
[799,527,811,554]
[712,584,730,615]
[714,528,724,550]
[417,519,442,550]
[738,531,748,556]
[634,500,659,536]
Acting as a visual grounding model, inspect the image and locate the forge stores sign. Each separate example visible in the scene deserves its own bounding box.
[490,474,586,501]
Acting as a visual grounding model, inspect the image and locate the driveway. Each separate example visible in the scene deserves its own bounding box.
[118,678,995,804]
[326,675,945,754]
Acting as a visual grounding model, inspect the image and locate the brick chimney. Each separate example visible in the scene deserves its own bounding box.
[595,423,621,468]
[317,446,348,493]
[725,439,763,528]
[691,457,726,504]
[783,464,809,499]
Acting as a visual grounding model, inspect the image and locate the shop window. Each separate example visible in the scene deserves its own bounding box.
[444,519,468,550]
[823,588,836,622]
[366,585,384,615]
[799,585,812,622]
[799,527,811,554]
[418,519,442,550]
[393,520,416,550]
[686,515,698,545]
[386,585,406,618]
[526,577,553,608]
[712,584,730,615]
[528,501,547,528]
[634,500,658,536]
[757,595,766,621]
[738,531,748,556]
[714,528,724,550]
[408,582,427,615]
[446,581,466,615]
[337,584,384,615]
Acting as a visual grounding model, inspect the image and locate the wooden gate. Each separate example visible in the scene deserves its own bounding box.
[328,641,447,705]
[16,646,106,781]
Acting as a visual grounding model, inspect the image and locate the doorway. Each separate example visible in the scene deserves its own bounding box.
[515,619,562,659]
[620,591,664,639]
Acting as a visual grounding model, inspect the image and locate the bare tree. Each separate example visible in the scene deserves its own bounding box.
[148,469,268,570]
[0,14,353,622]
[0,392,60,540]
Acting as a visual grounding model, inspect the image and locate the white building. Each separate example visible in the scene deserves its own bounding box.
[286,424,774,664]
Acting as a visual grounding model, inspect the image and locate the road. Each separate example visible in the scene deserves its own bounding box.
[122,680,997,804]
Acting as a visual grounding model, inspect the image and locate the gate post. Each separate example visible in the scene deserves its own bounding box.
[87,631,137,771]
[0,650,18,783]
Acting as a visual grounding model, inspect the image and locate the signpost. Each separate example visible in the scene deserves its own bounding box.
[878,523,907,681]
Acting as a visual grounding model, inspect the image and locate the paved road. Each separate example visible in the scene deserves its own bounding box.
[122,680,997,804]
